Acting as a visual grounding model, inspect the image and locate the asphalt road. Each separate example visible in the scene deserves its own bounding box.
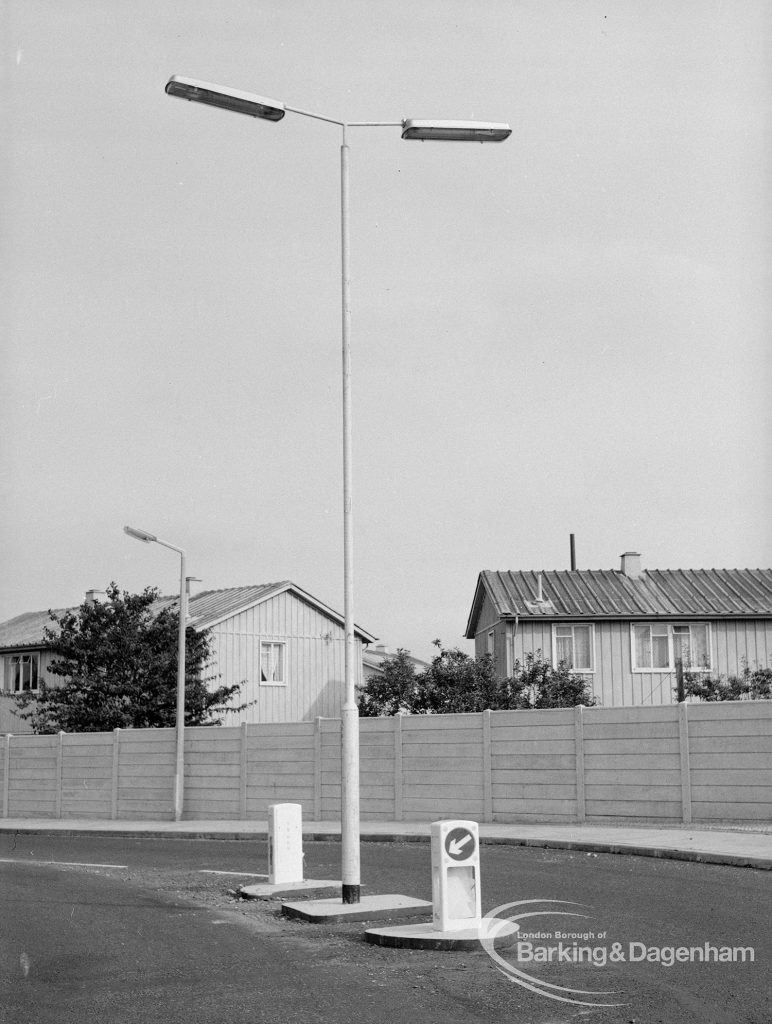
[1,834,770,1024]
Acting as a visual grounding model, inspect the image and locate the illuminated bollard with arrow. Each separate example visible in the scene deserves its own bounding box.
[365,820,518,950]
[431,820,482,932]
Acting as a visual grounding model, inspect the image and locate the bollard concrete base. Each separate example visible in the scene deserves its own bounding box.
[364,918,519,950]
[282,893,432,924]
[239,879,341,900]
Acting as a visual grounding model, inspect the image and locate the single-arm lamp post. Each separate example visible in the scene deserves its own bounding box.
[165,76,510,901]
[124,525,187,821]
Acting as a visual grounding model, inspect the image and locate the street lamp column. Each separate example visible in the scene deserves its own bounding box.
[164,76,511,901]
[124,525,187,821]
[339,122,359,901]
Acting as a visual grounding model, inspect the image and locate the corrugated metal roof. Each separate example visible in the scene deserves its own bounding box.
[186,582,291,626]
[466,568,772,636]
[0,582,377,651]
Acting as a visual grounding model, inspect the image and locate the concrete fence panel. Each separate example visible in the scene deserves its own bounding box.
[61,732,114,819]
[400,713,484,822]
[319,718,342,820]
[490,708,577,823]
[2,701,771,824]
[583,706,683,822]
[246,722,316,820]
[117,730,175,821]
[359,718,397,821]
[6,735,59,818]
[184,726,242,820]
[688,701,772,821]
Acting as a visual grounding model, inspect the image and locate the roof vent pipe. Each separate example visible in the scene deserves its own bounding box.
[570,534,576,571]
[536,572,544,602]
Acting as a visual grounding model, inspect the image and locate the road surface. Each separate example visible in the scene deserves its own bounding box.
[1,834,769,1023]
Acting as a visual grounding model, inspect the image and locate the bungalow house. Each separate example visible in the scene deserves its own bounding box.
[0,582,377,733]
[362,644,430,682]
[465,552,772,706]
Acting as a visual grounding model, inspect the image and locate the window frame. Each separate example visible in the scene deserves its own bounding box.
[630,622,713,673]
[259,640,286,686]
[8,653,40,692]
[551,622,595,673]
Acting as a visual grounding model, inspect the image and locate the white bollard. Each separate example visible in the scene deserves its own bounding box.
[268,803,304,885]
[430,819,481,933]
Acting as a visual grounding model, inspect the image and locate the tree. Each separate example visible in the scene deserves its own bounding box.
[358,649,421,717]
[7,583,246,733]
[679,662,772,702]
[416,644,508,714]
[505,651,597,709]
[357,642,594,716]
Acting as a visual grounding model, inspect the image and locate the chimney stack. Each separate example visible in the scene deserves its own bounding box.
[620,552,642,578]
[85,589,107,605]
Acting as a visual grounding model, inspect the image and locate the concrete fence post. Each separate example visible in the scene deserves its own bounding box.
[111,729,121,820]
[55,732,65,819]
[393,715,403,822]
[240,722,249,821]
[314,718,322,821]
[574,705,586,823]
[482,709,493,822]
[678,701,692,824]
[2,735,10,818]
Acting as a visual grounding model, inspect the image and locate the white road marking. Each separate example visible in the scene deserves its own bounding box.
[198,870,268,877]
[0,859,128,869]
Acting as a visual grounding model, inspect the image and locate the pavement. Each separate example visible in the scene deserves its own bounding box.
[1,817,770,869]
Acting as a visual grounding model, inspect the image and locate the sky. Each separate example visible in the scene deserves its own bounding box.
[2,1,770,662]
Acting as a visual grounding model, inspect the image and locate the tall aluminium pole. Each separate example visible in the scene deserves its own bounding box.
[164,74,510,898]
[339,123,360,902]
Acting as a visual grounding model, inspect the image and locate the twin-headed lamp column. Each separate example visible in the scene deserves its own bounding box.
[164,76,511,901]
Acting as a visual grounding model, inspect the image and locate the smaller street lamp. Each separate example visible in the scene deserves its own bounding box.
[124,525,188,821]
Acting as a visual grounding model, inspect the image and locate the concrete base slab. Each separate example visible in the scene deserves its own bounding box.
[282,894,432,924]
[239,879,341,900]
[364,919,520,950]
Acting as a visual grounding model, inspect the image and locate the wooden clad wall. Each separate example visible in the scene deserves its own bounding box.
[211,591,363,725]
[510,619,772,709]
[2,702,770,824]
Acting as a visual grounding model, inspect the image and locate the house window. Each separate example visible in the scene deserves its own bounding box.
[632,623,711,672]
[9,654,39,692]
[260,642,285,685]
[487,631,495,656]
[553,624,594,671]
